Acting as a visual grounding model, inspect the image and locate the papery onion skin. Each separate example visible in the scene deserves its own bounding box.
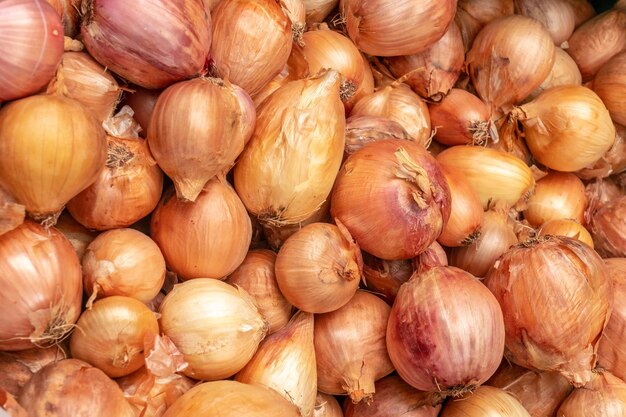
[489,115,533,165]
[331,139,451,260]
[54,212,97,261]
[584,177,623,221]
[0,186,25,237]
[455,0,515,51]
[314,392,343,417]
[362,254,414,305]
[514,0,576,45]
[280,0,306,44]
[340,0,457,57]
[81,0,212,89]
[151,179,252,280]
[526,47,582,101]
[344,116,412,156]
[577,123,626,180]
[124,86,162,138]
[598,258,626,381]
[262,199,331,251]
[45,0,81,36]
[303,0,337,25]
[557,370,626,416]
[0,346,66,397]
[484,236,612,386]
[539,219,594,248]
[0,0,64,102]
[439,385,531,417]
[593,51,626,126]
[523,171,587,227]
[589,195,626,258]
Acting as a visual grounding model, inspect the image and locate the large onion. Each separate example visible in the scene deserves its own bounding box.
[557,370,626,416]
[598,258,626,381]
[523,171,587,227]
[593,51,626,126]
[439,385,531,417]
[589,195,626,258]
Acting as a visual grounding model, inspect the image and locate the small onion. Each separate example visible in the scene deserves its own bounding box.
[525,47,582,101]
[589,195,626,258]
[81,0,212,89]
[455,0,515,51]
[523,171,587,227]
[439,385,531,417]
[485,236,612,386]
[598,258,626,381]
[151,179,252,280]
[0,346,66,397]
[314,291,394,402]
[0,186,25,237]
[275,222,361,314]
[539,219,594,248]
[344,116,412,156]
[557,370,626,416]
[226,250,293,334]
[314,392,343,417]
[514,86,616,172]
[362,254,414,305]
[124,86,162,138]
[262,199,331,251]
[331,139,451,260]
[593,51,626,126]
[158,279,267,380]
[514,0,576,45]
[82,228,166,305]
[303,0,337,24]
[577,123,626,180]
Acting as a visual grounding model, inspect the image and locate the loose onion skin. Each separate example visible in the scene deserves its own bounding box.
[598,259,626,381]
[344,116,412,156]
[0,186,25,237]
[439,385,531,417]
[539,219,594,248]
[54,212,97,261]
[589,195,626,258]
[514,0,576,45]
[314,291,394,403]
[124,87,162,138]
[578,123,626,180]
[484,236,612,386]
[523,171,587,227]
[151,179,252,280]
[0,0,64,102]
[593,51,626,126]
[262,199,331,251]
[81,0,212,89]
[526,47,582,101]
[0,346,66,397]
[19,359,135,417]
[557,370,626,416]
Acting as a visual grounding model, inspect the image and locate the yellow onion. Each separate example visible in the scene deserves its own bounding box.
[340,0,456,57]
[262,199,331,250]
[488,115,533,165]
[598,258,626,381]
[275,222,361,313]
[211,0,292,96]
[280,0,306,44]
[331,139,451,260]
[383,21,464,102]
[487,362,573,416]
[485,236,612,386]
[539,219,594,248]
[0,186,24,237]
[159,279,267,380]
[467,15,555,112]
[557,370,626,416]
[387,266,505,397]
[315,291,394,403]
[526,47,582,101]
[70,296,159,378]
[226,250,293,334]
[54,212,97,260]
[439,385,531,417]
[344,116,412,156]
[236,312,316,417]
[82,228,166,306]
[566,8,626,81]
[0,95,106,224]
[162,380,301,417]
[578,123,626,180]
[455,0,514,51]
[81,0,211,89]
[118,367,194,417]
[0,222,82,351]
[593,51,626,126]
[514,0,576,45]
[67,136,163,230]
[523,171,587,227]
[46,52,122,123]
[234,70,345,227]
[0,0,64,102]
[45,0,81,36]
[303,0,337,24]
[436,146,535,209]
[124,87,162,138]
[0,346,66,397]
[589,195,626,257]
[515,86,616,172]
[151,179,252,280]
[18,359,135,417]
[566,0,596,26]
[350,83,431,146]
[148,78,252,202]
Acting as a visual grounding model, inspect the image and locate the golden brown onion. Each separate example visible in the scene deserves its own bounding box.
[523,171,587,227]
[593,51,626,126]
[525,47,582,101]
[598,258,626,381]
[439,385,531,417]
[539,219,594,248]
[514,0,575,45]
[262,199,331,251]
[280,0,306,44]
[557,370,626,416]
[0,346,66,397]
[455,0,514,51]
[589,195,626,258]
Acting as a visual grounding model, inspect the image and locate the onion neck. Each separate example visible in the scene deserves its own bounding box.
[342,366,376,405]
[394,147,434,209]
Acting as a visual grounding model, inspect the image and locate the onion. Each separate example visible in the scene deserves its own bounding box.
[226,250,293,334]
[488,116,533,165]
[1,389,28,417]
[593,51,626,126]
[159,279,267,380]
[578,123,626,180]
[18,359,135,417]
[314,291,394,402]
[589,195,626,258]
[557,370,626,416]
[81,0,211,89]
[303,0,337,24]
[46,52,122,123]
[0,0,64,102]
[344,375,440,417]
[331,139,451,260]
[148,78,253,202]
[280,0,306,44]
[234,70,345,227]
[484,236,612,386]
[362,254,414,305]
[0,186,25,237]
[262,200,331,251]
[54,212,97,260]
[439,385,531,417]
[566,8,626,81]
[82,228,166,306]
[514,0,576,45]
[455,0,514,51]
[124,87,162,138]
[45,0,80,36]
[350,84,431,147]
[0,95,106,225]
[210,0,292,96]
[436,146,535,209]
[314,392,343,417]
[275,222,361,313]
[236,311,316,417]
[539,219,594,248]
[0,346,66,397]
[598,258,626,381]
[526,47,582,101]
[151,179,252,280]
[585,177,624,220]
[340,0,456,57]
[383,21,464,102]
[467,15,555,112]
[67,136,164,230]
[523,171,586,227]
[344,116,412,156]
[565,0,596,26]
[162,380,301,417]
[0,222,82,351]
[487,362,573,416]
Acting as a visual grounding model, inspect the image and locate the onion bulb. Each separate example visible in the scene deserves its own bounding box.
[303,0,337,25]
[585,177,624,220]
[557,370,626,416]
[589,195,626,258]
[0,95,106,224]
[578,123,626,180]
[314,392,343,417]
[514,0,576,45]
[467,14,555,112]
[439,385,531,417]
[226,250,293,334]
[598,258,626,381]
[54,212,97,261]
[262,199,331,251]
[523,171,586,227]
[81,0,212,89]
[158,279,267,380]
[234,70,345,227]
[0,346,66,397]
[45,0,81,36]
[566,0,596,26]
[526,47,582,101]
[593,51,626,126]
[236,312,316,417]
[275,222,362,313]
[280,0,306,44]
[485,236,612,386]
[539,219,594,248]
[151,179,252,280]
[331,139,451,260]
[362,254,415,305]
[344,116,412,156]
[0,186,24,237]
[455,0,515,51]
[124,86,162,138]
